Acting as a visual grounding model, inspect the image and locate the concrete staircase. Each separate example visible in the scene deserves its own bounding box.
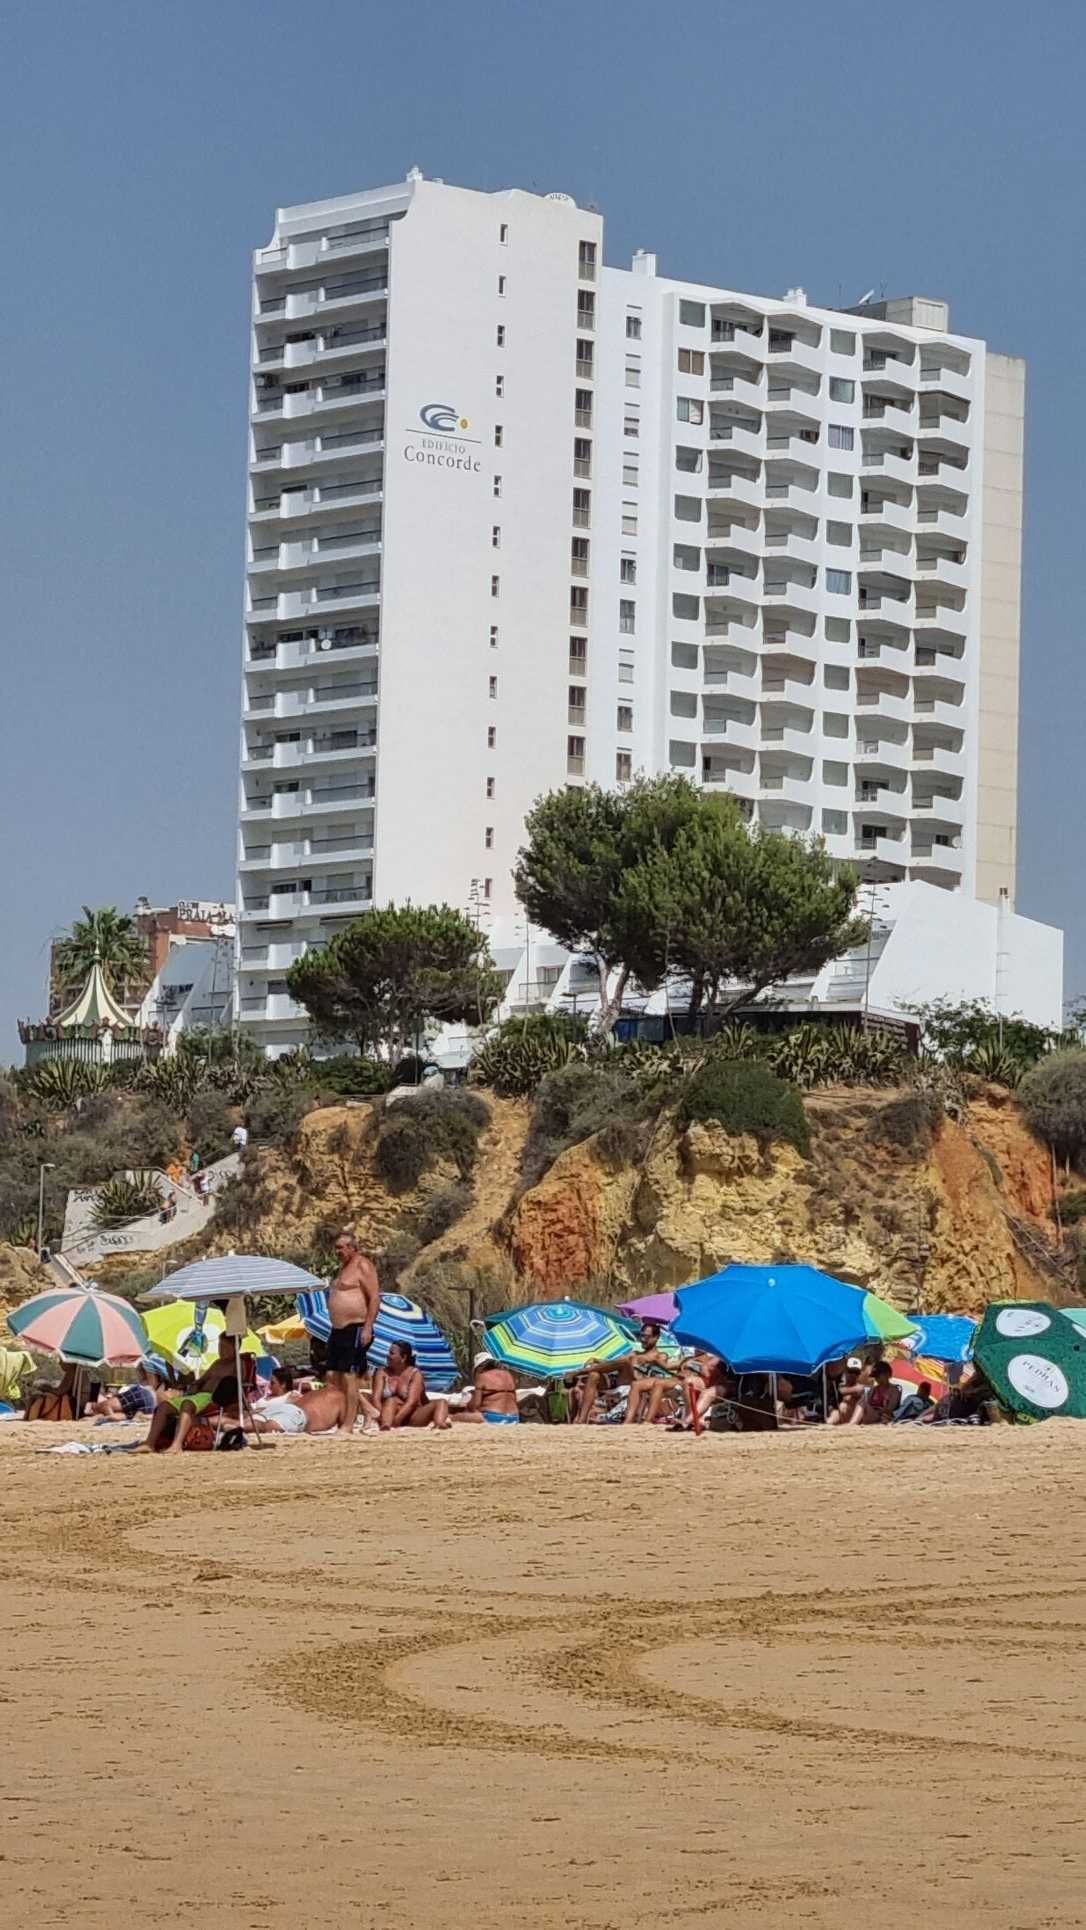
[60,1154,240,1268]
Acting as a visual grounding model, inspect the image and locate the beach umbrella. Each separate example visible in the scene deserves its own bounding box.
[258,1314,308,1346]
[672,1264,912,1375]
[974,1301,1086,1421]
[141,1302,263,1377]
[905,1313,976,1363]
[618,1292,679,1325]
[296,1290,460,1390]
[9,1286,147,1368]
[889,1354,948,1395]
[143,1255,323,1302]
[482,1300,638,1378]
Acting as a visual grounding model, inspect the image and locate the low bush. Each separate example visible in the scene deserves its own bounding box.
[415,1182,473,1245]
[1018,1051,1086,1166]
[247,1084,315,1147]
[374,1112,431,1190]
[309,1055,394,1098]
[374,1089,490,1192]
[521,1060,649,1187]
[471,1013,588,1097]
[678,1057,809,1156]
[186,1088,237,1163]
[377,1231,423,1288]
[1056,1189,1086,1226]
[92,1170,162,1230]
[866,1089,944,1152]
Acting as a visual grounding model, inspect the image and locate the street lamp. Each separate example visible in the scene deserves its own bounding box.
[37,1162,56,1257]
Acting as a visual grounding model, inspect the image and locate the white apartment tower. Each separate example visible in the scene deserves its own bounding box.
[236,173,1061,1049]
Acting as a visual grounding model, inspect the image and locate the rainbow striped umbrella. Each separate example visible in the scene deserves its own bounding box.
[8,1286,147,1367]
[483,1300,638,1378]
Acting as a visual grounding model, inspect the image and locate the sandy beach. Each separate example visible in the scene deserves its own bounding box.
[1,1421,1084,1928]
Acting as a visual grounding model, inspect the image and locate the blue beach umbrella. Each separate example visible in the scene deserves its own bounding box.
[296,1290,460,1390]
[672,1263,903,1375]
[482,1300,639,1378]
[905,1314,976,1364]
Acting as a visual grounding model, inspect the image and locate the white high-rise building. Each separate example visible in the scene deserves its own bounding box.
[236,172,1061,1051]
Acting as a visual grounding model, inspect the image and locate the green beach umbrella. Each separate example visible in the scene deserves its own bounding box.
[861,1293,918,1344]
[974,1302,1086,1421]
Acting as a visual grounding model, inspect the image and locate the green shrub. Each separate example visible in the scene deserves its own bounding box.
[309,1054,394,1098]
[247,1084,315,1147]
[415,1182,473,1245]
[374,1089,489,1192]
[678,1057,809,1156]
[471,1013,588,1097]
[92,1170,162,1229]
[377,1231,423,1288]
[521,1059,648,1186]
[186,1088,237,1163]
[867,1090,944,1151]
[23,1060,112,1110]
[1055,1189,1086,1226]
[374,1112,431,1190]
[1019,1051,1086,1165]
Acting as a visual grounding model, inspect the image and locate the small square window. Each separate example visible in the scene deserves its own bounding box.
[485,826,494,849]
[826,568,852,593]
[826,520,853,546]
[496,323,506,348]
[579,239,597,270]
[498,274,507,296]
[828,472,854,498]
[621,505,638,534]
[495,373,504,398]
[673,542,700,572]
[490,574,500,597]
[830,328,856,354]
[672,591,700,620]
[623,460,639,486]
[623,410,640,438]
[829,376,854,402]
[828,424,855,450]
[619,598,636,633]
[494,424,503,447]
[489,675,498,698]
[674,493,702,522]
[616,751,633,782]
[493,474,502,498]
[626,313,642,339]
[487,725,497,749]
[569,634,587,667]
[676,396,704,424]
[824,664,850,690]
[492,525,501,548]
[489,624,499,647]
[675,445,703,472]
[678,347,705,374]
[499,223,509,244]
[620,556,637,584]
[823,759,848,785]
[679,299,706,327]
[486,776,495,799]
[617,704,633,732]
[825,617,851,642]
[625,363,641,387]
[618,655,635,684]
[822,809,848,834]
[824,713,850,739]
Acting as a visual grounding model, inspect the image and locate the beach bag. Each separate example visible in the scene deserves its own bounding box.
[182,1417,216,1452]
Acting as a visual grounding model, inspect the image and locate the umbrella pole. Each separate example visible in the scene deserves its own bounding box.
[235,1333,266,1452]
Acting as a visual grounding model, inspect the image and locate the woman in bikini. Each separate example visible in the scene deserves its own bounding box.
[371,1342,451,1431]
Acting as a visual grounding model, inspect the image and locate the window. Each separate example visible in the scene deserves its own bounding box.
[677,396,704,424]
[826,568,852,593]
[625,362,641,388]
[828,424,855,450]
[825,616,851,642]
[490,624,499,647]
[828,472,854,498]
[626,313,642,340]
[495,373,504,397]
[674,543,700,572]
[575,388,593,425]
[671,639,698,669]
[830,328,855,354]
[618,654,635,684]
[568,682,586,711]
[492,525,501,548]
[577,290,596,326]
[623,460,639,486]
[499,223,509,244]
[621,504,638,534]
[496,323,506,348]
[619,598,636,633]
[577,339,594,376]
[623,409,640,438]
[830,376,855,402]
[483,878,492,900]
[578,238,597,275]
[485,827,494,849]
[675,445,703,473]
[490,574,500,597]
[670,689,697,718]
[826,520,853,547]
[489,675,498,698]
[823,760,848,785]
[486,776,495,799]
[678,347,705,374]
[570,585,588,618]
[620,556,637,584]
[569,634,587,669]
[824,664,850,690]
[674,493,701,522]
[672,591,699,620]
[616,751,633,782]
[487,725,496,749]
[494,424,503,447]
[679,299,706,327]
[574,436,592,476]
[822,809,847,834]
[493,474,502,498]
[498,274,507,296]
[567,734,585,768]
[571,535,589,573]
[617,704,633,732]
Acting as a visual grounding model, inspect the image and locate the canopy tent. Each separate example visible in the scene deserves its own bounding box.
[53,960,133,1032]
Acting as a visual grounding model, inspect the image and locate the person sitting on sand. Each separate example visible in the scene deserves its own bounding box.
[371,1342,450,1431]
[135,1335,253,1454]
[894,1381,935,1423]
[857,1360,901,1425]
[826,1362,866,1426]
[452,1351,520,1426]
[89,1359,164,1421]
[574,1320,672,1425]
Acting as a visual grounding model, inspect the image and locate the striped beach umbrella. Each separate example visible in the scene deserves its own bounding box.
[8,1286,147,1367]
[483,1300,638,1378]
[296,1290,460,1391]
[144,1255,324,1302]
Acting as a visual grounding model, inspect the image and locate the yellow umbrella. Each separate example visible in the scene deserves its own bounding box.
[258,1315,308,1346]
[143,1301,263,1375]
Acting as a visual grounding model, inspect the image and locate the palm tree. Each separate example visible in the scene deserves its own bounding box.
[53,906,149,1004]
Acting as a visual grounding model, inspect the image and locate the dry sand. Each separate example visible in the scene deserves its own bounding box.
[1,1420,1084,1928]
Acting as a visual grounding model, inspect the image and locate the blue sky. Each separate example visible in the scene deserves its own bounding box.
[2,0,1082,1048]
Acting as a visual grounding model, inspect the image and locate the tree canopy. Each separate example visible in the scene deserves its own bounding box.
[514,776,865,1033]
[1018,1051,1086,1165]
[286,903,503,1058]
[53,906,148,1001]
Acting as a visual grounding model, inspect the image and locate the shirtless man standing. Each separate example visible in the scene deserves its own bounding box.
[326,1229,381,1437]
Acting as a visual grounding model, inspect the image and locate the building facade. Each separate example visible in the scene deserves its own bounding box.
[236,173,1060,1049]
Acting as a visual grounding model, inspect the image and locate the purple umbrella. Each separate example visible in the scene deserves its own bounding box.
[619,1292,679,1325]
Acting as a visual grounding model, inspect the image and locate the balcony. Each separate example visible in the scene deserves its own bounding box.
[706,468,762,511]
[857,832,908,871]
[860,445,916,487]
[702,760,759,799]
[709,420,763,461]
[911,793,964,830]
[911,742,963,777]
[910,838,963,883]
